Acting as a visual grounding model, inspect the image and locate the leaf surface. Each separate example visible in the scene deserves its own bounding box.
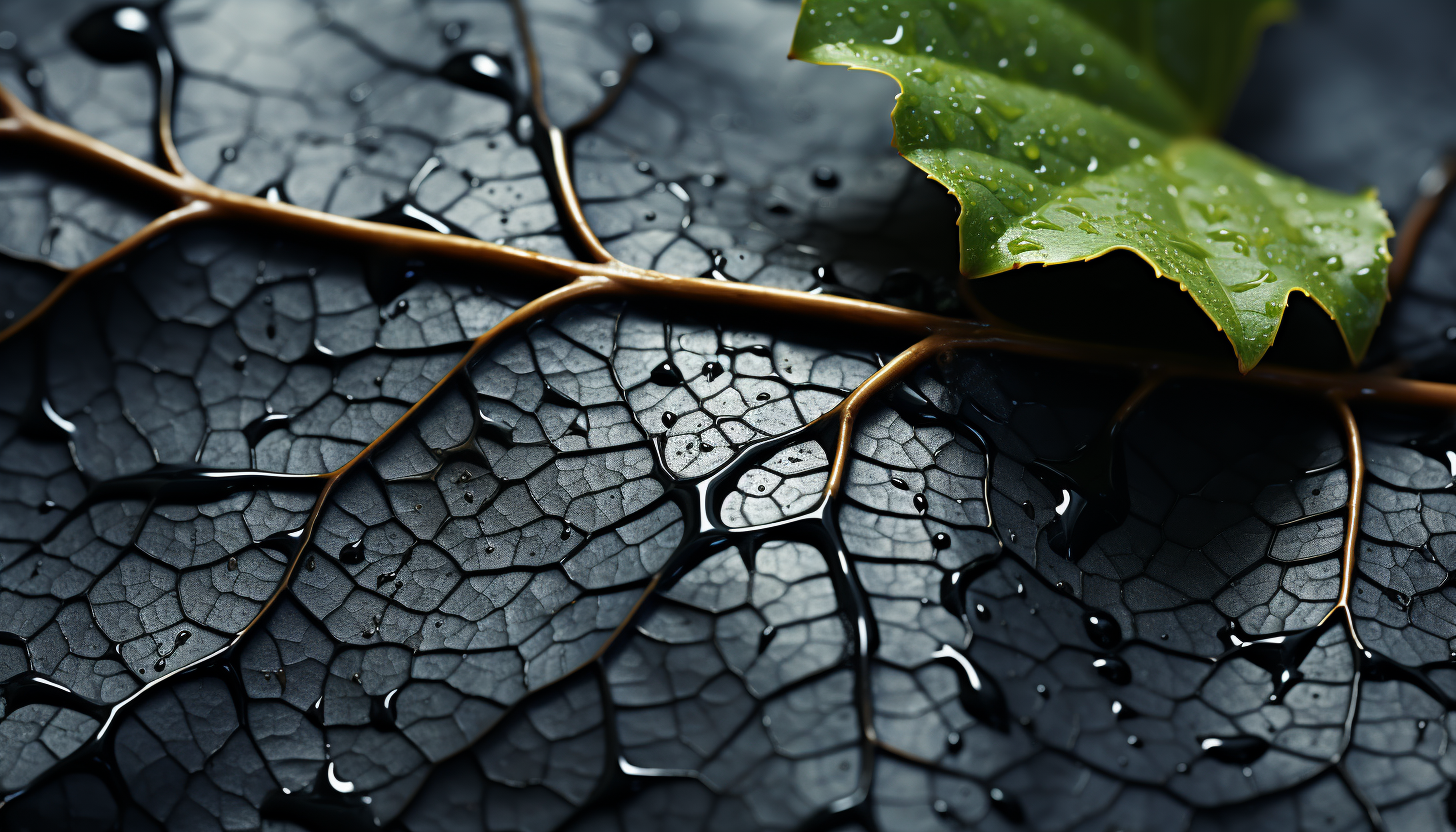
[791,0,1393,369]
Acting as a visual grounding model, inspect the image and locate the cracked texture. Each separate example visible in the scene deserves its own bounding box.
[4,1,1456,831]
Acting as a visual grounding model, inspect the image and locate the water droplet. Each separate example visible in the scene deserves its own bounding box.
[1084,613,1122,649]
[650,360,683,386]
[70,5,159,64]
[627,21,654,54]
[931,532,951,550]
[339,538,366,565]
[988,788,1024,822]
[812,166,840,188]
[913,493,928,513]
[1007,238,1043,254]
[1092,655,1131,685]
[1200,735,1269,765]
[439,50,516,101]
[890,476,909,490]
[661,411,677,428]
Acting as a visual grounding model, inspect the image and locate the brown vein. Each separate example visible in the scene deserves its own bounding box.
[1323,394,1366,651]
[1389,153,1456,295]
[510,0,614,264]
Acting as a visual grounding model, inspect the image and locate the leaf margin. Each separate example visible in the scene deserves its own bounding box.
[788,0,1394,372]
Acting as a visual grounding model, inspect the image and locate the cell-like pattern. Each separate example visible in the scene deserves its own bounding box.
[0,0,161,163]
[0,150,160,269]
[5,0,1456,830]
[126,301,875,827]
[0,220,533,795]
[1,220,526,496]
[0,488,313,796]
[163,0,571,256]
[0,254,62,324]
[722,440,829,528]
[601,543,860,830]
[560,0,965,308]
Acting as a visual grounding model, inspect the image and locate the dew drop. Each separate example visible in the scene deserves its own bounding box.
[931,532,951,550]
[438,50,516,101]
[740,622,769,654]
[70,5,159,64]
[890,476,909,490]
[662,411,677,428]
[1084,613,1122,649]
[1200,735,1270,765]
[988,788,1024,822]
[650,360,684,386]
[1092,655,1131,685]
[913,493,928,513]
[812,166,840,189]
[339,538,366,565]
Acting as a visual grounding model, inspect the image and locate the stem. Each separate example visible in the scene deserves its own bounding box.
[509,0,614,263]
[1388,153,1456,295]
[1321,394,1366,650]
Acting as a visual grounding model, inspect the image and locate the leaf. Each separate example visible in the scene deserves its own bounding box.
[790,0,1394,370]
[557,0,966,308]
[7,2,1456,830]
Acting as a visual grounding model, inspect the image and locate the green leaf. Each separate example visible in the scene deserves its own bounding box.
[790,0,1393,371]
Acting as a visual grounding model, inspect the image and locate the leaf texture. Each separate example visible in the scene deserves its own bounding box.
[1,1,1456,831]
[790,0,1394,370]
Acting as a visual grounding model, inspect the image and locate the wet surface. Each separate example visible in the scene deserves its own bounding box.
[0,1,1454,831]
